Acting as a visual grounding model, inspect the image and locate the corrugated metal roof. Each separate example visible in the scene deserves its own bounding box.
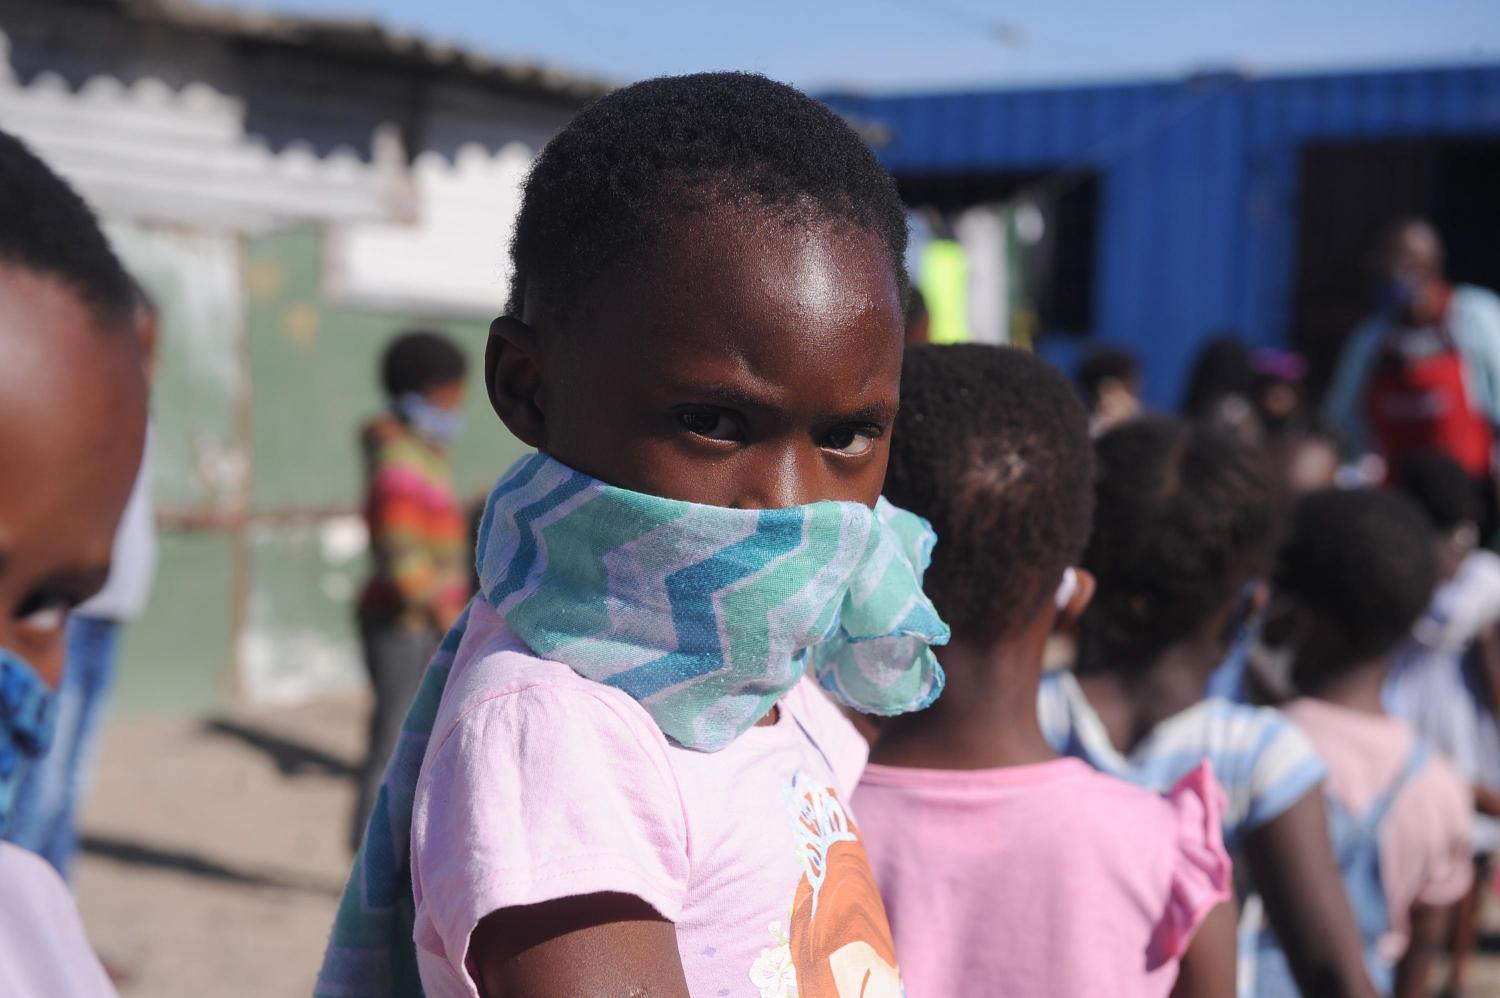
[822,63,1500,407]
[823,63,1500,174]
[91,0,612,102]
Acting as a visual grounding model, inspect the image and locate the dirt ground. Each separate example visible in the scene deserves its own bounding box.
[70,696,1500,997]
[75,697,365,997]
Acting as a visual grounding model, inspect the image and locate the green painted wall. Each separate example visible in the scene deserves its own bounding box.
[112,222,528,714]
[245,227,527,510]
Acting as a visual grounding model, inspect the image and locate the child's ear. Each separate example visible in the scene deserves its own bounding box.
[1054,567,1096,632]
[486,315,546,448]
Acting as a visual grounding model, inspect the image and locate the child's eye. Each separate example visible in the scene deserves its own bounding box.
[14,595,73,636]
[677,410,742,442]
[822,426,881,457]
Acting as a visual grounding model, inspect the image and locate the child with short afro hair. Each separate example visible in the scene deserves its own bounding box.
[1245,488,1470,996]
[856,345,1235,997]
[320,72,949,998]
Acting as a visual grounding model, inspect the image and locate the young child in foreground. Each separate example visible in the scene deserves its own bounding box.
[0,129,149,995]
[318,72,949,998]
[1038,418,1380,997]
[854,345,1235,997]
[1245,488,1471,997]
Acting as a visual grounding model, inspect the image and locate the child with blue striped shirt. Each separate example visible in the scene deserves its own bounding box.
[1038,417,1378,998]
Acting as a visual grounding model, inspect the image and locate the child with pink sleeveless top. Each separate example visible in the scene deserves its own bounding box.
[854,345,1235,997]
[1244,488,1471,997]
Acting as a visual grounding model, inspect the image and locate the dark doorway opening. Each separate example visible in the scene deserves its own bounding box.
[895,170,1100,336]
[1291,138,1500,398]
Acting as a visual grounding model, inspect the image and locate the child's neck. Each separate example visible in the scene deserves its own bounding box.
[1300,654,1390,716]
[869,625,1056,770]
[1076,639,1216,756]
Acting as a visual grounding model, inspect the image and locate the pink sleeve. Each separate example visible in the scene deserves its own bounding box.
[1415,764,1474,907]
[1148,760,1234,967]
[409,684,690,979]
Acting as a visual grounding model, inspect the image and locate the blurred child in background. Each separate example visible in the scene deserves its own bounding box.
[1182,336,1260,442]
[320,73,948,997]
[1246,488,1469,997]
[0,127,148,996]
[857,345,1235,997]
[1038,418,1379,997]
[1384,454,1500,995]
[349,330,471,848]
[1079,344,1143,436]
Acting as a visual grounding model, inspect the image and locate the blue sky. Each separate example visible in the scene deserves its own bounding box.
[214,0,1496,92]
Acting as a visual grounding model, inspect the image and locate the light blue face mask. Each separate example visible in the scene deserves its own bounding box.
[318,453,950,996]
[0,649,57,834]
[473,452,950,748]
[393,391,464,446]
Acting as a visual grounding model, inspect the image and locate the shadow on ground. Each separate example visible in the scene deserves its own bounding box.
[80,833,343,898]
[201,717,359,779]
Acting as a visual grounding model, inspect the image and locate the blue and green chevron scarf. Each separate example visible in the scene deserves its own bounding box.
[316,452,948,996]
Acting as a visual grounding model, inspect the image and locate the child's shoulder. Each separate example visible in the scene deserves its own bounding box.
[432,602,672,761]
[779,679,870,793]
[1067,758,1227,836]
[1169,695,1310,760]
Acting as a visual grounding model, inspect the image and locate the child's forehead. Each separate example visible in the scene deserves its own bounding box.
[592,208,897,339]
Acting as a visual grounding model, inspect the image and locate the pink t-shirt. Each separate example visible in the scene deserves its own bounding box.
[0,842,114,997]
[1283,699,1473,962]
[853,758,1232,998]
[410,601,904,998]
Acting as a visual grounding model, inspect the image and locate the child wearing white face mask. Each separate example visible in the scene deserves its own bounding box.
[349,330,471,848]
[0,129,148,997]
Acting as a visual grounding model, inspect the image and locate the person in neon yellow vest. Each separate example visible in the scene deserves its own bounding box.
[919,238,971,345]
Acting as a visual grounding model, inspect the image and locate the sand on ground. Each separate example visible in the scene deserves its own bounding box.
[68,694,1500,997]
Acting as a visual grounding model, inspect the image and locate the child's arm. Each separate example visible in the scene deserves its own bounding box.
[1392,902,1449,998]
[469,893,690,998]
[1169,899,1236,998]
[1474,625,1500,719]
[1474,783,1500,817]
[1241,789,1380,998]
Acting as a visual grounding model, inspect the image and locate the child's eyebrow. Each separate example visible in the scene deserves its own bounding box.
[671,382,897,425]
[673,383,779,413]
[817,402,899,426]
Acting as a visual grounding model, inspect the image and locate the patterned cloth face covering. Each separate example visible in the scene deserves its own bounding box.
[317,452,949,995]
[0,649,58,836]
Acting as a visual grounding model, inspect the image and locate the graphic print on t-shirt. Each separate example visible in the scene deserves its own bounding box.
[749,771,903,997]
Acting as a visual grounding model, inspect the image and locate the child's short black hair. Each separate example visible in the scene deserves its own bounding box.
[883,345,1095,643]
[1081,418,1281,669]
[1078,345,1140,405]
[0,129,134,328]
[380,330,468,399]
[1393,453,1481,533]
[1276,488,1438,662]
[507,72,907,323]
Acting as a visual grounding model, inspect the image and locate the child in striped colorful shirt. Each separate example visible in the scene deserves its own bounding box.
[351,330,471,846]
